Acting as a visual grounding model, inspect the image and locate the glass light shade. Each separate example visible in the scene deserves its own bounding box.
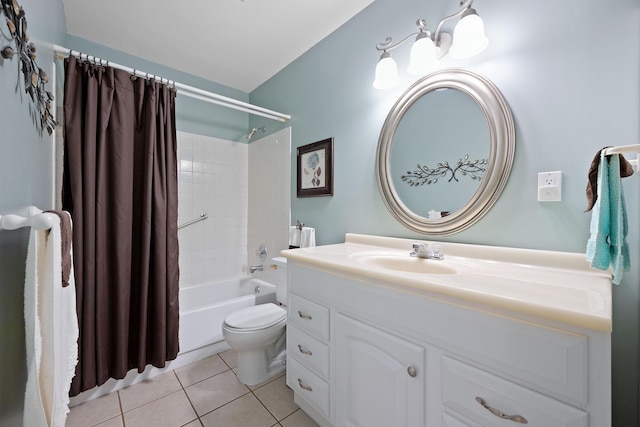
[373,53,400,89]
[449,12,489,58]
[407,36,438,75]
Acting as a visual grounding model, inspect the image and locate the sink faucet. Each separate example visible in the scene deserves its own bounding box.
[410,243,444,260]
[249,264,263,273]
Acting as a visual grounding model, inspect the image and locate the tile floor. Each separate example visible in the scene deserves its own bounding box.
[65,350,319,427]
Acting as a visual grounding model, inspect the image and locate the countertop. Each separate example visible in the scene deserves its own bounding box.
[281,233,613,332]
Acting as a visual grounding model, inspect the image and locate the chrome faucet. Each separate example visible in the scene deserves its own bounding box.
[410,242,444,260]
[249,264,263,273]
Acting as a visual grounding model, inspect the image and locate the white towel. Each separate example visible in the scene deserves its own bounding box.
[24,213,78,427]
[289,226,316,248]
[289,226,300,247]
[300,227,316,248]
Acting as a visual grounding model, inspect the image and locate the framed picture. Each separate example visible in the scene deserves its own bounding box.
[297,137,334,197]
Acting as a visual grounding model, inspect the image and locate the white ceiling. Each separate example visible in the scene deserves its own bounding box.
[61,0,374,93]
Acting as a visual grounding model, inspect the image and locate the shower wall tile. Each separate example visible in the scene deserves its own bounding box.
[247,128,291,286]
[177,129,290,287]
[178,131,248,286]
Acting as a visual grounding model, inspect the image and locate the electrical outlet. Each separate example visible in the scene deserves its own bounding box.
[537,171,562,202]
[538,171,562,187]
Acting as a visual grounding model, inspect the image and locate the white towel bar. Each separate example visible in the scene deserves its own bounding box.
[0,206,57,231]
[604,144,640,173]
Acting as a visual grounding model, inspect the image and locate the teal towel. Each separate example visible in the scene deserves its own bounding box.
[586,152,630,284]
[586,151,611,269]
[607,154,630,284]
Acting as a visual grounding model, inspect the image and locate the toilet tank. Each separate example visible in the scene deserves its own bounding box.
[271,257,288,305]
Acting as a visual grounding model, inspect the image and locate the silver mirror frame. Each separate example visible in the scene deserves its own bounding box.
[376,68,515,236]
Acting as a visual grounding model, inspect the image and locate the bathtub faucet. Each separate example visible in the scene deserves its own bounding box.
[249,264,263,273]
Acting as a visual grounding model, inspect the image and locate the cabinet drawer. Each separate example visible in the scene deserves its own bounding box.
[442,412,474,427]
[438,306,588,403]
[288,326,329,379]
[287,357,329,418]
[288,294,329,341]
[442,357,588,427]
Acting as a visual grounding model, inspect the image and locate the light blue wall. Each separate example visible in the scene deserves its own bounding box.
[250,0,640,423]
[0,0,67,424]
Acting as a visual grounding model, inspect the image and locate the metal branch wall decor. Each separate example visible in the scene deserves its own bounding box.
[1,0,56,135]
[401,155,488,186]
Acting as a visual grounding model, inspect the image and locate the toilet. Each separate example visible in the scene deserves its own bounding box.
[222,256,288,385]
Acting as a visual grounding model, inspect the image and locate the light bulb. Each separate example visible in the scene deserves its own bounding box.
[449,10,489,59]
[373,52,400,89]
[407,35,438,75]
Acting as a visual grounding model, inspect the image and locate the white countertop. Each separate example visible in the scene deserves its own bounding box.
[281,233,613,332]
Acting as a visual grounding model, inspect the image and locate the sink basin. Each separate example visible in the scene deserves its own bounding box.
[352,254,457,275]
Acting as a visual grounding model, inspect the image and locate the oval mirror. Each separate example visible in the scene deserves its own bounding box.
[376,68,515,236]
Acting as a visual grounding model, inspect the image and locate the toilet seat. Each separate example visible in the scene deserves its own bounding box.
[224,303,286,332]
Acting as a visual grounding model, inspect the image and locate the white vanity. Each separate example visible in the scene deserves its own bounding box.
[282,234,611,427]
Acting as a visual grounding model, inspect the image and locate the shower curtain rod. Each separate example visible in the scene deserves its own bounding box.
[53,45,291,123]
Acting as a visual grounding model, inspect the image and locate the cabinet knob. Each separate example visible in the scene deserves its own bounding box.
[476,397,528,424]
[407,366,417,377]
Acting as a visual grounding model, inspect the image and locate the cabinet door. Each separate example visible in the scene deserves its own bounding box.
[335,314,425,427]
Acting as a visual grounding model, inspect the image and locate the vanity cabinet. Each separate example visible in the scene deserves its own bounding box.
[286,260,610,427]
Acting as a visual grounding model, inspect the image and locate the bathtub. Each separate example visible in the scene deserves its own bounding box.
[179,277,277,354]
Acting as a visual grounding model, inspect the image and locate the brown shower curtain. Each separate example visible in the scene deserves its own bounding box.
[62,56,180,396]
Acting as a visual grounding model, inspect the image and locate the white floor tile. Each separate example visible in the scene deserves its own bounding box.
[66,352,308,427]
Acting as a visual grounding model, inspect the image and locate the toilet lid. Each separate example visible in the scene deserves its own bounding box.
[224,303,286,330]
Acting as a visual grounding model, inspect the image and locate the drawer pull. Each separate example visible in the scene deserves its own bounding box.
[297,310,313,320]
[407,366,417,377]
[297,344,313,356]
[476,397,528,424]
[298,378,313,392]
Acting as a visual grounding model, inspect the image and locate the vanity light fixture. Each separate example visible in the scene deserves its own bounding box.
[373,0,488,89]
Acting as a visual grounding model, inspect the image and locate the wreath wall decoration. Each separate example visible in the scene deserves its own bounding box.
[1,0,56,135]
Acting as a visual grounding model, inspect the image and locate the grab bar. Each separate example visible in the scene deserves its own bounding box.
[178,213,208,230]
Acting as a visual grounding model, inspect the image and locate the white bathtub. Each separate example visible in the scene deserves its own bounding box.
[179,277,277,354]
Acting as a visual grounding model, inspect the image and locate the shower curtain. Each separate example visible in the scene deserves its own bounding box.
[62,56,180,395]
